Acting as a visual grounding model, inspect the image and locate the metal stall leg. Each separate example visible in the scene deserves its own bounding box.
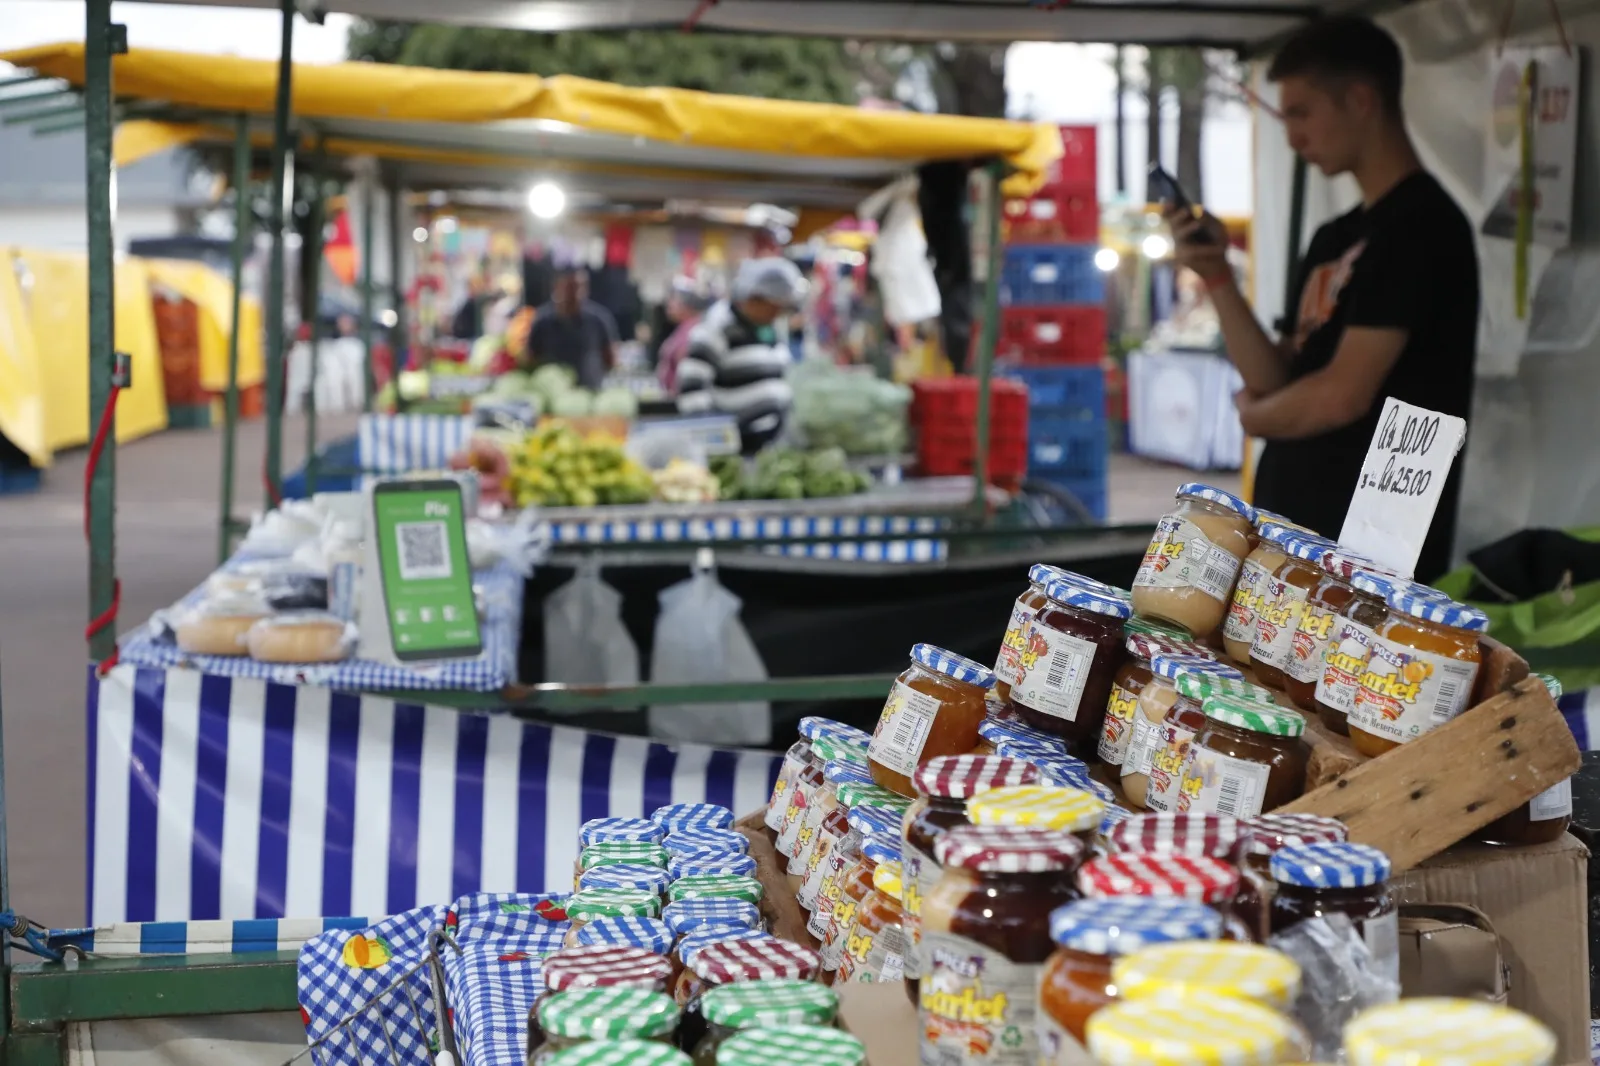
[360,162,377,411]
[262,0,296,507]
[971,160,1005,515]
[219,114,252,564]
[302,142,325,494]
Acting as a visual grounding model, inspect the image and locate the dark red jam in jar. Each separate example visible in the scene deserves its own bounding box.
[1008,574,1132,757]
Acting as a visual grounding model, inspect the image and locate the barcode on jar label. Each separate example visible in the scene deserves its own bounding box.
[867,680,941,776]
[1122,717,1158,776]
[1012,622,1097,722]
[395,520,452,580]
[1187,749,1273,818]
[1196,543,1243,602]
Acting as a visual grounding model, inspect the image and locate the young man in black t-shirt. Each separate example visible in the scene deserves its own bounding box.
[1168,16,1479,581]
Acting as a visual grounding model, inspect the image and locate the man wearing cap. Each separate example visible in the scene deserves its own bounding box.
[678,257,807,454]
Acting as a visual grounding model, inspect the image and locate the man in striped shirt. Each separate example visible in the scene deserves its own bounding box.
[676,258,807,454]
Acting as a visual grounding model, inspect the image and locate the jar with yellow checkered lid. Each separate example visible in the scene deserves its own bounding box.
[1111,940,1302,1012]
[965,784,1106,846]
[1085,989,1303,1066]
[1342,998,1556,1066]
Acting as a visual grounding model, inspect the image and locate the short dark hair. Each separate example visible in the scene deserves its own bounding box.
[1267,15,1404,115]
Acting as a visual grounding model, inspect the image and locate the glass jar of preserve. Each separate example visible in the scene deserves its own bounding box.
[775,720,871,855]
[678,936,819,1053]
[1132,483,1257,637]
[546,1040,691,1066]
[564,889,663,947]
[1348,590,1488,758]
[692,981,839,1066]
[1250,535,1333,690]
[1125,614,1201,644]
[901,755,1040,1000]
[1224,521,1301,662]
[1009,576,1132,753]
[803,786,905,916]
[1148,671,1278,815]
[1181,695,1307,818]
[975,710,1064,756]
[580,817,665,850]
[1343,999,1556,1066]
[1479,674,1572,846]
[1281,550,1395,717]
[1086,989,1302,1066]
[791,744,873,876]
[1121,654,1243,810]
[662,899,763,945]
[664,829,749,858]
[868,644,995,797]
[673,930,771,1003]
[992,563,1071,703]
[532,987,681,1064]
[836,859,908,984]
[1096,634,1203,768]
[1270,841,1397,982]
[719,1026,866,1066]
[1233,813,1347,943]
[579,841,670,875]
[806,803,902,951]
[1112,940,1303,1011]
[767,738,814,834]
[921,825,1086,1066]
[545,945,675,995]
[1039,897,1223,1059]
[818,831,899,981]
[575,916,675,956]
[1314,571,1407,736]
[1103,811,1242,860]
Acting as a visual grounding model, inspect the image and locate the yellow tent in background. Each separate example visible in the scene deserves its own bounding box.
[0,250,48,466]
[143,258,265,394]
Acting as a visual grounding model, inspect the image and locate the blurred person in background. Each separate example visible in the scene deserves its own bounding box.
[656,277,712,393]
[525,267,620,389]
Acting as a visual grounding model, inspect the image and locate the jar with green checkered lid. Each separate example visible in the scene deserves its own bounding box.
[532,987,680,1063]
[562,888,662,948]
[691,980,840,1065]
[717,1025,866,1066]
[1180,695,1308,819]
[545,1041,691,1066]
[667,874,763,905]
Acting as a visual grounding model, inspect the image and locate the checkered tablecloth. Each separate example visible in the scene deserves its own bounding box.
[116,561,523,693]
[548,511,950,563]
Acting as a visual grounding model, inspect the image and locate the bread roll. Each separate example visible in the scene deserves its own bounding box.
[175,594,271,656]
[247,613,353,664]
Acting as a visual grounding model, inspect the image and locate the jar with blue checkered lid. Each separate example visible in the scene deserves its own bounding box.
[692,980,839,1065]
[1039,896,1223,1057]
[663,829,748,858]
[669,853,757,881]
[1132,483,1257,637]
[718,1025,866,1066]
[1313,566,1429,735]
[992,563,1073,704]
[1224,520,1306,661]
[575,915,675,956]
[580,817,665,850]
[868,644,995,798]
[1270,841,1397,981]
[532,986,680,1063]
[1010,575,1132,754]
[818,831,901,980]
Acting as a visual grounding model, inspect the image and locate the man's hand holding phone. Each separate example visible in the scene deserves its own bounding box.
[1164,206,1233,289]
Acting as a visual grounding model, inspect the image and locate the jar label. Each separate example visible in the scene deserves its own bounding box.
[774,776,819,859]
[1347,637,1478,744]
[1037,1013,1096,1066]
[1134,516,1241,604]
[1096,681,1141,765]
[1223,556,1272,644]
[798,820,845,910]
[1145,721,1201,813]
[1180,746,1272,818]
[844,919,909,984]
[807,835,857,942]
[869,680,942,777]
[790,793,834,876]
[1012,620,1098,722]
[1122,716,1159,777]
[1364,909,1400,984]
[1252,577,1309,669]
[1530,778,1573,821]
[766,746,809,831]
[903,841,938,980]
[1315,620,1377,713]
[920,930,1041,1066]
[823,890,866,970]
[993,593,1034,687]
[1286,602,1341,685]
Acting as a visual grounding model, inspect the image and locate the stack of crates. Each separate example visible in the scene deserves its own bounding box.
[910,376,1030,487]
[996,125,1109,521]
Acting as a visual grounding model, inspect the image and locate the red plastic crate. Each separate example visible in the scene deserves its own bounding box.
[911,376,1029,427]
[1043,126,1097,188]
[997,306,1107,366]
[917,429,1028,480]
[1002,181,1098,244]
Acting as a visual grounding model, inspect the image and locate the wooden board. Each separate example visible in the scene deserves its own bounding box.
[1277,676,1580,871]
[736,811,819,950]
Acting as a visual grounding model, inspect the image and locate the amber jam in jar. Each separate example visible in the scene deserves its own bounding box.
[1039,897,1223,1059]
[1250,535,1333,690]
[992,564,1070,704]
[809,805,901,972]
[1223,521,1300,663]
[1270,841,1397,982]
[1009,575,1132,754]
[1479,673,1572,846]
[1348,589,1487,758]
[1181,695,1308,819]
[921,825,1085,1066]
[867,644,994,798]
[1133,483,1256,638]
[1121,654,1243,811]
[836,858,908,985]
[1281,548,1403,715]
[1097,634,1206,769]
[1314,571,1407,737]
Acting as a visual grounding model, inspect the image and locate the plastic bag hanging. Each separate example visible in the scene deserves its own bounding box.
[542,556,641,698]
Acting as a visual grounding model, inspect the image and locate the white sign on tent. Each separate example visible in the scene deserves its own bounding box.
[1482,45,1579,250]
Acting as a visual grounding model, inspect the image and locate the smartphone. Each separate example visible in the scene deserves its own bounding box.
[371,478,484,662]
[1148,163,1216,245]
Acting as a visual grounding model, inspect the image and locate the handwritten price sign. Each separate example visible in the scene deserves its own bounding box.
[1338,399,1466,577]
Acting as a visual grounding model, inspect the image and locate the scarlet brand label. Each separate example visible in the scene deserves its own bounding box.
[1315,620,1377,714]
[1184,747,1273,818]
[869,681,942,777]
[806,839,856,944]
[993,594,1035,687]
[1012,620,1097,722]
[1145,720,1201,813]
[1223,557,1272,645]
[903,841,936,981]
[1286,603,1340,685]
[1096,682,1141,764]
[774,775,818,859]
[765,747,809,832]
[1347,637,1478,744]
[1252,577,1308,669]
[920,932,1039,1066]
[1134,516,1241,604]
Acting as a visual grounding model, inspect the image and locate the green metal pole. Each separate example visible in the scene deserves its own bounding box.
[219,114,251,565]
[386,166,407,388]
[1282,154,1308,319]
[85,0,118,665]
[972,161,1005,514]
[359,165,376,411]
[262,0,295,506]
[302,145,326,495]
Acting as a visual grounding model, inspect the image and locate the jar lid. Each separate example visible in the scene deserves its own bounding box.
[545,1040,691,1066]
[797,716,872,748]
[1078,854,1240,904]
[1113,941,1303,1010]
[1343,998,1557,1066]
[1349,570,1408,599]
[567,889,661,921]
[1176,482,1255,521]
[1271,841,1392,888]
[968,784,1106,832]
[1041,576,1133,620]
[574,915,674,955]
[1321,547,1410,583]
[1283,533,1335,562]
[821,756,874,786]
[1004,751,1093,792]
[1104,812,1242,859]
[976,714,1062,748]
[537,986,679,1039]
[689,936,821,985]
[845,804,905,837]
[1124,633,1201,663]
[1252,507,1297,529]
[1100,805,1135,832]
[1239,813,1347,858]
[663,828,748,856]
[1086,990,1297,1066]
[1049,897,1223,955]
[1256,521,1302,547]
[1028,562,1070,586]
[934,824,1087,873]
[700,978,839,1028]
[1534,672,1563,699]
[1080,777,1118,808]
[1173,672,1277,704]
[651,802,734,832]
[668,852,757,880]
[1150,653,1244,682]
[872,859,904,901]
[677,928,769,965]
[719,1026,866,1066]
[1201,694,1307,737]
[579,817,664,849]
[1125,615,1203,643]
[579,841,669,872]
[660,898,761,936]
[814,734,870,767]
[912,754,1041,799]
[542,945,674,993]
[990,733,1070,759]
[1384,588,1492,632]
[667,874,763,904]
[861,833,902,866]
[910,643,997,688]
[1050,567,1133,602]
[578,863,671,894]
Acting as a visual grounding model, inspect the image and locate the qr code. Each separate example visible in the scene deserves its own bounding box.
[395,521,452,580]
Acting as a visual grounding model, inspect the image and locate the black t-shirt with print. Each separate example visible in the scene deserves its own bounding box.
[1253,171,1478,581]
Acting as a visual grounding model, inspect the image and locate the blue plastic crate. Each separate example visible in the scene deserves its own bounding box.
[1002,365,1105,414]
[0,463,41,496]
[1029,474,1108,524]
[1000,245,1104,306]
[1028,413,1108,483]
